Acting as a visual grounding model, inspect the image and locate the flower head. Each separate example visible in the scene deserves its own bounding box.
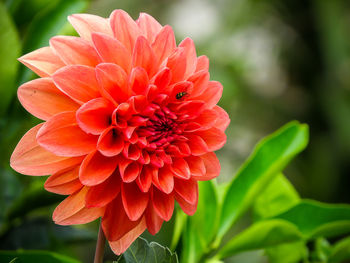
[11,10,230,254]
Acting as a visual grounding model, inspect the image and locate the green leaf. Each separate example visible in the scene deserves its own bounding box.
[181,181,219,263]
[329,236,350,263]
[0,250,80,263]
[0,2,21,116]
[273,200,350,239]
[265,241,308,263]
[217,121,308,241]
[117,237,178,263]
[19,0,88,83]
[254,174,300,220]
[216,219,303,259]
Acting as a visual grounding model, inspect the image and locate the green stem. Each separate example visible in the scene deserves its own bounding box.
[94,221,106,263]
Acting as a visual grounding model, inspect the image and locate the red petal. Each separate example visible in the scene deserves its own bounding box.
[123,143,141,161]
[53,187,105,225]
[199,152,220,180]
[145,202,163,235]
[79,150,118,186]
[137,13,162,43]
[102,196,142,241]
[136,165,155,192]
[18,77,79,121]
[152,25,176,66]
[95,63,129,104]
[44,165,82,195]
[152,67,172,93]
[52,65,100,104]
[109,9,141,52]
[197,127,227,151]
[97,127,124,157]
[174,178,198,205]
[10,123,83,175]
[156,165,174,194]
[92,33,131,73]
[186,134,209,156]
[85,172,121,207]
[132,36,157,76]
[37,111,97,157]
[18,46,65,77]
[170,158,191,179]
[129,67,149,96]
[108,217,146,255]
[122,182,149,221]
[68,14,113,42]
[167,48,187,84]
[119,160,141,183]
[186,155,206,178]
[76,97,114,135]
[152,187,174,221]
[175,191,197,216]
[50,36,100,66]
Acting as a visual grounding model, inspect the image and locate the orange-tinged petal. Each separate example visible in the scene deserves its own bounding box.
[44,165,82,195]
[119,159,141,183]
[152,25,176,66]
[37,111,97,157]
[193,81,222,108]
[175,191,197,216]
[145,202,163,235]
[195,55,209,72]
[174,178,198,205]
[167,48,188,84]
[186,155,206,178]
[102,196,143,241]
[68,14,113,42]
[132,36,157,77]
[92,33,131,73]
[79,150,118,186]
[152,67,172,93]
[108,217,146,255]
[199,152,220,180]
[10,124,83,176]
[53,187,105,225]
[188,70,210,98]
[97,127,124,157]
[50,36,100,66]
[170,158,191,179]
[152,187,174,221]
[85,172,121,207]
[76,97,114,135]
[178,38,197,80]
[95,63,129,104]
[18,78,79,121]
[129,67,149,96]
[18,46,65,77]
[197,127,227,152]
[110,9,141,53]
[213,105,230,131]
[121,182,149,221]
[137,13,162,43]
[155,165,174,194]
[52,65,100,104]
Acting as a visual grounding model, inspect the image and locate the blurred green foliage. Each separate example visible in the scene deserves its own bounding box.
[1,0,350,262]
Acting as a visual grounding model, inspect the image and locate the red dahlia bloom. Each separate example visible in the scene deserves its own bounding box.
[10,10,230,254]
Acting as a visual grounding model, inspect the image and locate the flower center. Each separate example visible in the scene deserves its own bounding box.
[139,105,181,148]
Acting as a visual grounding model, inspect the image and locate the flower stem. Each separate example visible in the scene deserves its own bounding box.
[94,221,106,263]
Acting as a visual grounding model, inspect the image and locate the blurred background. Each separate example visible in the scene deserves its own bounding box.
[0,0,349,262]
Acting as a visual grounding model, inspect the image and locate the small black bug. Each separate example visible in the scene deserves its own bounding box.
[176,92,188,100]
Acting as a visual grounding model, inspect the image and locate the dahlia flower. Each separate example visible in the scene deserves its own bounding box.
[10,10,230,255]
